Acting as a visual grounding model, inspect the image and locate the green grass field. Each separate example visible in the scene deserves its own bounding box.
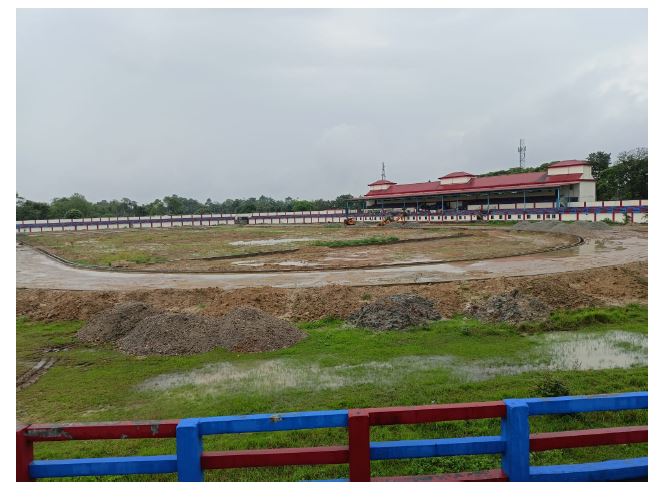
[16,305,647,481]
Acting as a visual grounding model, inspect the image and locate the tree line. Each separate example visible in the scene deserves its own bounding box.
[16,147,647,220]
[15,193,357,221]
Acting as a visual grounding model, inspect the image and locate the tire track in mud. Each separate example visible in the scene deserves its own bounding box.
[17,357,57,391]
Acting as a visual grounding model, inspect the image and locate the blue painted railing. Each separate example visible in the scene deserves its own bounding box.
[18,392,647,482]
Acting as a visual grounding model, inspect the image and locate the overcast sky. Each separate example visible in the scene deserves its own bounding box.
[17,9,647,203]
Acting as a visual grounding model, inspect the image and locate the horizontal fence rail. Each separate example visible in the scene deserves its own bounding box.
[16,392,647,482]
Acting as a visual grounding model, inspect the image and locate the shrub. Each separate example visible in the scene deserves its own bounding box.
[64,209,83,219]
[533,374,570,398]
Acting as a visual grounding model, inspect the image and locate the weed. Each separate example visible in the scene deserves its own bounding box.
[533,373,570,397]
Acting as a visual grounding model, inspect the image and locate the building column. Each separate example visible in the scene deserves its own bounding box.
[556,188,560,209]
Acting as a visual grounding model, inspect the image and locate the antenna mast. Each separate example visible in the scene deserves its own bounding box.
[381,162,386,180]
[518,139,526,168]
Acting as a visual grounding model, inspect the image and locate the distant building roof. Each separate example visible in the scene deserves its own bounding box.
[438,171,475,179]
[364,171,587,199]
[546,160,589,168]
[367,179,397,186]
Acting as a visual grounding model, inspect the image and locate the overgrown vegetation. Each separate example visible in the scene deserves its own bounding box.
[516,304,647,334]
[16,306,647,481]
[312,236,400,248]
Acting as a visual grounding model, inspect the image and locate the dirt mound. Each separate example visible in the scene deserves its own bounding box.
[463,289,550,323]
[347,294,442,330]
[81,303,307,356]
[512,220,609,236]
[117,313,224,355]
[16,261,647,324]
[216,306,308,353]
[77,301,155,344]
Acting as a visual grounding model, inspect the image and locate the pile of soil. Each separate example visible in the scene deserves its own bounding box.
[463,289,550,324]
[215,307,308,353]
[78,302,307,356]
[77,301,155,344]
[512,220,609,236]
[347,293,442,330]
[117,313,224,355]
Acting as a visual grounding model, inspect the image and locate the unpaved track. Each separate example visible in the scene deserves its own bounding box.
[16,229,647,290]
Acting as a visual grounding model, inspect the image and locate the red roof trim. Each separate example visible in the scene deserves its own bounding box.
[439,171,475,179]
[547,160,589,168]
[367,179,397,186]
[364,173,584,199]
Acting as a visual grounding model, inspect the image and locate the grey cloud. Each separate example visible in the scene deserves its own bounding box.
[17,8,647,202]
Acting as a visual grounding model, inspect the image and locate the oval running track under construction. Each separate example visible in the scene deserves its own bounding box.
[16,228,647,291]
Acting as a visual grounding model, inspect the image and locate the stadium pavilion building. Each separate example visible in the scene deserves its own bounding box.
[355,160,596,213]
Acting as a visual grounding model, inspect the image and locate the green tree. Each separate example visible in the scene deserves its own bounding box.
[64,208,83,219]
[16,193,50,220]
[49,193,93,218]
[291,200,314,212]
[147,199,167,216]
[596,148,647,200]
[334,194,354,209]
[586,151,611,182]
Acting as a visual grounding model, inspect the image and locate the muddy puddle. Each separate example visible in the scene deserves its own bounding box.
[138,330,647,394]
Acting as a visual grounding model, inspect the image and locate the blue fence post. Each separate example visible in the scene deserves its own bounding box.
[176,419,204,482]
[502,399,530,481]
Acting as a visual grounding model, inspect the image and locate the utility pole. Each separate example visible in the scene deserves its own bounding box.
[518,139,526,168]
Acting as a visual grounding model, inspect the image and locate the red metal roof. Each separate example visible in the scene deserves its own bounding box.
[364,172,585,198]
[367,179,397,186]
[438,171,475,179]
[547,160,588,168]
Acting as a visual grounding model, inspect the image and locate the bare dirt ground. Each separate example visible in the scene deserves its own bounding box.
[16,222,647,322]
[16,260,647,323]
[15,225,647,290]
[18,224,575,272]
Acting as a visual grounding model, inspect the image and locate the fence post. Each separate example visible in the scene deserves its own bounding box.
[176,419,204,482]
[16,423,34,482]
[501,399,530,481]
[348,409,371,482]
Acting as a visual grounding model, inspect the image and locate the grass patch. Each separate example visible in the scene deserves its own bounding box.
[17,306,647,481]
[312,236,399,248]
[517,304,647,333]
[486,220,519,226]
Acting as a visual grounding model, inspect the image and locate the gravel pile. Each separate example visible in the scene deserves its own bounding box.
[512,220,609,236]
[79,303,307,356]
[347,293,442,330]
[463,289,550,323]
[77,301,155,344]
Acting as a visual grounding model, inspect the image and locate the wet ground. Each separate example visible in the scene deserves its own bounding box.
[15,227,647,290]
[137,330,647,395]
